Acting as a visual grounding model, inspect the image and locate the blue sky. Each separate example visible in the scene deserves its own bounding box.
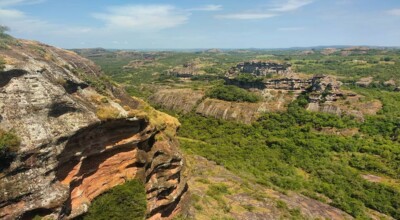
[0,0,400,49]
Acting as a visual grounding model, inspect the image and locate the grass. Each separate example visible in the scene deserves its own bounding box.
[96,106,120,120]
[129,97,180,137]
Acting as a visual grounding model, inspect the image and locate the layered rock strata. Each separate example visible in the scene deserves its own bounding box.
[0,39,187,219]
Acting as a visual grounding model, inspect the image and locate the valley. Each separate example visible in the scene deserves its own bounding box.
[0,28,399,220]
[71,47,400,219]
[1,1,400,219]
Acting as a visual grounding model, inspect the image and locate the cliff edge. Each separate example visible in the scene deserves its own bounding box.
[0,38,188,219]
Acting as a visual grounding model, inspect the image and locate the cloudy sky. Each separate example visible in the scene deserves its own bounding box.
[0,0,399,49]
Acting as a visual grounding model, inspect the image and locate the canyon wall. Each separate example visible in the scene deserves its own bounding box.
[149,73,381,123]
[149,89,295,124]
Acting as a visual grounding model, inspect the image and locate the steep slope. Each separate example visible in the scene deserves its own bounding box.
[0,39,188,219]
[182,154,354,220]
[149,89,294,124]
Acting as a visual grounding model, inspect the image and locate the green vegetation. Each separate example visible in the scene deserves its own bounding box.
[177,96,400,218]
[96,105,120,120]
[0,129,20,171]
[0,57,5,71]
[84,50,276,98]
[71,68,111,95]
[291,53,400,83]
[0,26,9,34]
[234,73,265,83]
[79,47,400,219]
[206,183,232,213]
[0,25,18,50]
[82,180,146,220]
[207,85,262,103]
[276,200,306,220]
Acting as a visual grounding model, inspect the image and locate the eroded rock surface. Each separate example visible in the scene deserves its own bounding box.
[149,89,205,114]
[228,60,292,77]
[149,88,296,124]
[0,39,187,219]
[183,154,354,220]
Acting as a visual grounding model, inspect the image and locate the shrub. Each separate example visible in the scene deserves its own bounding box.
[0,57,5,71]
[82,180,147,220]
[96,106,120,120]
[206,85,262,103]
[0,129,20,171]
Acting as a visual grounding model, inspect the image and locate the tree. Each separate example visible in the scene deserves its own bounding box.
[0,25,10,35]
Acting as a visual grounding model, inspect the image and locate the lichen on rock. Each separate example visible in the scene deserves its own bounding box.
[0,39,187,219]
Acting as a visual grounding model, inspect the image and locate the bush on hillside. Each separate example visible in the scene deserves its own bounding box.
[82,180,147,220]
[0,129,20,171]
[207,85,262,103]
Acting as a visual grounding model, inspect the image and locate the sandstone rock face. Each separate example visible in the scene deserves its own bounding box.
[149,89,205,113]
[149,72,381,124]
[196,98,260,124]
[307,90,382,121]
[149,88,296,124]
[229,61,292,77]
[0,39,187,219]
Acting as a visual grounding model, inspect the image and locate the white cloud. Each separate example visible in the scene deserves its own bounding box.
[278,27,305,31]
[215,0,313,20]
[387,8,400,16]
[0,0,45,7]
[270,0,313,12]
[188,4,222,12]
[0,0,49,33]
[92,5,189,31]
[0,8,25,18]
[0,5,94,37]
[216,13,277,20]
[0,7,52,34]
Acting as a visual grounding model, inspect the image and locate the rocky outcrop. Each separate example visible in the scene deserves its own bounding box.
[0,39,187,219]
[195,98,260,124]
[355,77,374,87]
[183,154,354,220]
[149,88,296,124]
[264,77,312,90]
[229,61,292,76]
[149,72,380,123]
[384,79,396,87]
[321,48,338,55]
[307,91,382,121]
[340,47,369,56]
[167,59,207,78]
[149,89,205,113]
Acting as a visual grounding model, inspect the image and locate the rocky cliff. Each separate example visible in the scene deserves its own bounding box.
[149,88,295,124]
[0,39,187,219]
[228,61,292,77]
[149,73,381,123]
